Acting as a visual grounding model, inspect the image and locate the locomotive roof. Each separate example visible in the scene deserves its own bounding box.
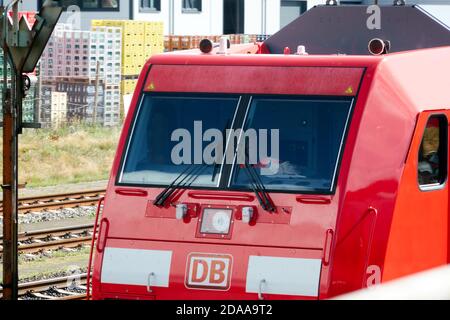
[263,4,450,55]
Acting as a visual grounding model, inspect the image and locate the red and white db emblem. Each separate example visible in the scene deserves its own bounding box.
[185,253,233,290]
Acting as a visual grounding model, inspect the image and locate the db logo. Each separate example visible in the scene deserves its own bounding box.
[185,253,233,290]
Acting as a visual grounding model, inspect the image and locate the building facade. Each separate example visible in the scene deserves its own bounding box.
[21,0,449,36]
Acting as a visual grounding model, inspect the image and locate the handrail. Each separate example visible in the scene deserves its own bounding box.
[86,196,104,300]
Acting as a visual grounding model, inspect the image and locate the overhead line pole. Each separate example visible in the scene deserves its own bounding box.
[1,0,20,300]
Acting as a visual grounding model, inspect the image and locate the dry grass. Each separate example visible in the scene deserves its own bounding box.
[0,125,121,187]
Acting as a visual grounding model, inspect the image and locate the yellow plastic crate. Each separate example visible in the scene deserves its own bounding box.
[121,79,138,95]
[144,21,163,34]
[145,44,164,55]
[144,22,154,35]
[122,21,145,36]
[124,35,146,47]
[92,20,123,28]
[121,66,137,76]
[122,54,147,74]
[152,45,164,55]
[92,20,163,77]
[144,35,164,45]
[153,22,164,35]
[123,46,145,58]
[92,20,145,35]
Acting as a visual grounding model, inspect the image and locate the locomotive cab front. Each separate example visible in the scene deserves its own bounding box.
[89,4,450,300]
[89,54,373,300]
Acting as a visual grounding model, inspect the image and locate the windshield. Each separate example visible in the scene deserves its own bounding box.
[119,94,353,194]
[120,94,240,187]
[229,97,353,193]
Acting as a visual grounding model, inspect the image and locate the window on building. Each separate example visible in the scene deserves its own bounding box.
[418,115,448,189]
[280,0,307,29]
[183,0,202,12]
[38,0,119,11]
[140,0,161,12]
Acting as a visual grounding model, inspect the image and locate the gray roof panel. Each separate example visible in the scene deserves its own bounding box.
[264,5,450,55]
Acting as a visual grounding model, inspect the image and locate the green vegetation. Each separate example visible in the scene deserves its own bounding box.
[0,248,90,283]
[20,248,90,281]
[0,125,122,188]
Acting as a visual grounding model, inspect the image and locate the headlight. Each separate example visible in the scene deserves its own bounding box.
[200,208,233,235]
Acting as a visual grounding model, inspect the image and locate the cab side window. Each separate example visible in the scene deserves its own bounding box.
[418,115,448,188]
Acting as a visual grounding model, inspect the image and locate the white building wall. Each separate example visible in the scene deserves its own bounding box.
[19,0,450,37]
[245,0,281,35]
[134,0,223,35]
[266,0,282,34]
[173,0,223,35]
[244,0,263,34]
[19,0,130,30]
[133,0,170,34]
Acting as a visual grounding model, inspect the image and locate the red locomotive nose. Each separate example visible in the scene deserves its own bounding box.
[89,4,450,301]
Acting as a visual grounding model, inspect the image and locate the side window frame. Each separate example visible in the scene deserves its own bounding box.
[140,0,161,13]
[182,0,202,13]
[418,113,448,192]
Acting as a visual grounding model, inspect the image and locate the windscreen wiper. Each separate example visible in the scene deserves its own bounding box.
[242,161,276,212]
[154,164,209,207]
[211,119,231,182]
[242,146,276,212]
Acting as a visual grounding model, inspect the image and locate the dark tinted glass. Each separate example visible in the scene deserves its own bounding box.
[230,97,353,193]
[418,115,448,188]
[120,94,239,187]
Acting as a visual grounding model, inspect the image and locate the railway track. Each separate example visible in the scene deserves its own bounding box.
[0,274,88,300]
[0,224,94,255]
[0,189,105,215]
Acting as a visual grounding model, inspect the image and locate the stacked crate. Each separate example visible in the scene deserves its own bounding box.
[40,24,90,81]
[92,20,164,76]
[50,92,68,128]
[91,20,164,119]
[40,83,57,126]
[163,34,257,52]
[54,79,105,124]
[121,79,138,95]
[145,21,164,56]
[90,26,122,126]
[40,23,122,126]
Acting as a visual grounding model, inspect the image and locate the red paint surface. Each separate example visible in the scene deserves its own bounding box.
[145,65,363,96]
[91,47,450,300]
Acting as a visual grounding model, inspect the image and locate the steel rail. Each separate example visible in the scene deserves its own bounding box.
[0,224,94,254]
[0,273,88,300]
[0,189,106,214]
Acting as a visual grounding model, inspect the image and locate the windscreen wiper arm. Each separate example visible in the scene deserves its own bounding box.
[241,144,276,212]
[211,118,231,182]
[242,160,276,212]
[154,164,209,207]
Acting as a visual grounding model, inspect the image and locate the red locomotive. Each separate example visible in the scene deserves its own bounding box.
[88,4,450,300]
